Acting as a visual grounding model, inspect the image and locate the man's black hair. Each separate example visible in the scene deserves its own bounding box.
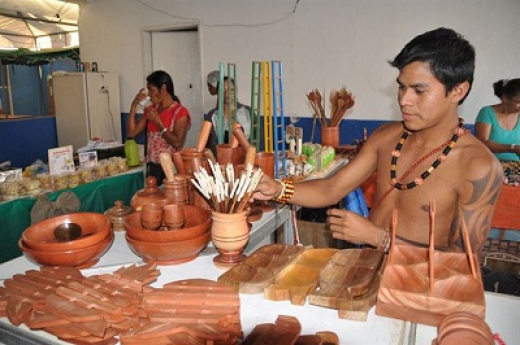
[390,27,475,104]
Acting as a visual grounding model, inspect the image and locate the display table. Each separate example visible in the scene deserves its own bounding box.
[0,224,406,344]
[403,292,520,345]
[0,166,145,264]
[2,222,519,344]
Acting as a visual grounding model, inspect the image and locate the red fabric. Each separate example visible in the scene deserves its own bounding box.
[144,102,191,164]
[491,185,520,230]
[145,102,191,132]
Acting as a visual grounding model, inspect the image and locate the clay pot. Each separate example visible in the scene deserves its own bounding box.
[211,210,250,267]
[321,126,340,148]
[436,311,494,345]
[253,151,275,212]
[180,148,206,175]
[19,231,113,268]
[124,205,212,242]
[141,204,163,230]
[255,152,275,178]
[130,176,172,211]
[104,200,133,231]
[216,144,245,166]
[163,176,190,206]
[163,204,186,230]
[22,212,111,252]
[125,231,210,265]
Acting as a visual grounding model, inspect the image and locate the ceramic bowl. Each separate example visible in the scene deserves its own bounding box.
[125,231,210,265]
[22,212,111,252]
[19,231,113,268]
[124,205,211,242]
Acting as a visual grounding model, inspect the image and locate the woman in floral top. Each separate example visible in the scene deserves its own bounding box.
[127,70,191,184]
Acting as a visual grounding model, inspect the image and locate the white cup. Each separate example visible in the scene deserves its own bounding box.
[139,96,151,106]
[138,89,150,106]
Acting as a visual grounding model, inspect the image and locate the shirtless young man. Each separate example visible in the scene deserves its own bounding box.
[254,28,503,255]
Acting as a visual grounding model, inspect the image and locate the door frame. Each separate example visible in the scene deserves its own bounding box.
[141,21,204,102]
[140,21,205,147]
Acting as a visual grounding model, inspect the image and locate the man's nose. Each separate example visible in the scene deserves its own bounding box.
[399,90,414,106]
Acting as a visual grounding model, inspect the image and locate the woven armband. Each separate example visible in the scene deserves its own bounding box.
[273,178,294,204]
[378,227,391,253]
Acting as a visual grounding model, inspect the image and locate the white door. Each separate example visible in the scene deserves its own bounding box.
[151,30,202,149]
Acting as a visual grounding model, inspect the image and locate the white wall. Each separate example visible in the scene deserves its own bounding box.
[78,0,520,124]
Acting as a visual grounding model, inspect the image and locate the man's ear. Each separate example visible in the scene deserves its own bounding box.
[450,81,470,104]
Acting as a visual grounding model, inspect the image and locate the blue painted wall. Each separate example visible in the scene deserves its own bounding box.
[1,59,77,117]
[0,58,77,168]
[0,117,58,168]
[1,111,474,169]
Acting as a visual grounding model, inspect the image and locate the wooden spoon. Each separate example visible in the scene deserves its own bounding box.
[307,91,326,127]
[159,152,175,182]
[315,90,328,126]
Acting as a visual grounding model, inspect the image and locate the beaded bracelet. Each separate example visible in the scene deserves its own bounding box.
[378,227,391,253]
[273,178,295,204]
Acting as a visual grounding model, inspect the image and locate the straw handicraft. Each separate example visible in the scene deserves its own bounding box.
[190,161,263,214]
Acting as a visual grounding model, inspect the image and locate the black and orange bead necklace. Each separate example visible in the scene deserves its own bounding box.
[389,118,466,190]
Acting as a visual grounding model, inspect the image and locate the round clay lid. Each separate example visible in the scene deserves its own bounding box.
[104,200,133,222]
[130,176,170,210]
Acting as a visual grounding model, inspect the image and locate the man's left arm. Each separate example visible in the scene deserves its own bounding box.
[458,152,503,255]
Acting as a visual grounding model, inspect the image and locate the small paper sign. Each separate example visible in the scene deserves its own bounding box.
[48,145,75,175]
[78,151,98,168]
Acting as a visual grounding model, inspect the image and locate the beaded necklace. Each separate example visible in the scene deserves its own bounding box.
[389,118,465,190]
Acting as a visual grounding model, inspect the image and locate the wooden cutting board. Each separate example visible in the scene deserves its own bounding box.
[218,244,305,293]
[308,248,384,321]
[264,248,338,305]
[219,244,384,320]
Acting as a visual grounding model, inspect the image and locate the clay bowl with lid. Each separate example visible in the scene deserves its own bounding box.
[19,231,114,268]
[130,176,174,211]
[22,212,111,252]
[125,231,210,265]
[124,205,212,242]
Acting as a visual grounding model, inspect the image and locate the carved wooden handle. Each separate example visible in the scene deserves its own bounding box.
[245,146,256,167]
[229,123,242,148]
[203,148,217,165]
[159,152,175,182]
[171,151,186,175]
[196,121,213,153]
[233,124,250,153]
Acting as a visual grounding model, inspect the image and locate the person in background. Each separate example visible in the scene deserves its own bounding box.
[207,70,219,97]
[204,77,251,156]
[127,70,191,185]
[475,79,520,161]
[253,27,503,256]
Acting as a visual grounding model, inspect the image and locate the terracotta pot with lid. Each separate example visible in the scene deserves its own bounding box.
[104,200,133,231]
[130,176,173,211]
